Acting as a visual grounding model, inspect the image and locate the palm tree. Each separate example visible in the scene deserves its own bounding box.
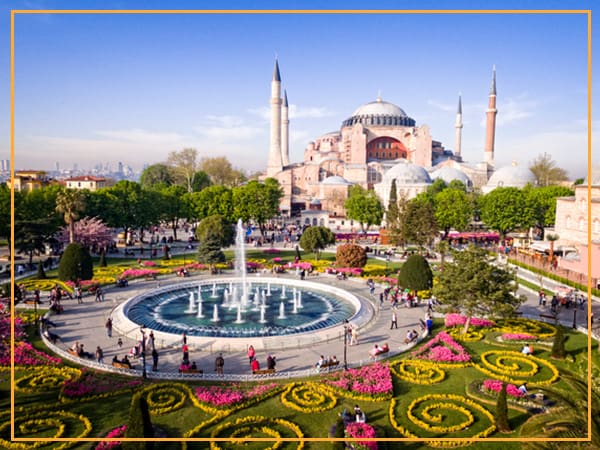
[546,233,559,264]
[55,188,86,244]
[435,239,450,269]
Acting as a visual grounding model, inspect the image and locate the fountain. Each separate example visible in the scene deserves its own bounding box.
[211,283,218,298]
[184,292,196,313]
[211,304,220,322]
[196,294,204,318]
[259,305,266,323]
[278,301,286,319]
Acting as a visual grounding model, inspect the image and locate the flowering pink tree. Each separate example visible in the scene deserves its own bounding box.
[57,217,114,250]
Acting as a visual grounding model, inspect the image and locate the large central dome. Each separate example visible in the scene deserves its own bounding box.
[343,96,415,127]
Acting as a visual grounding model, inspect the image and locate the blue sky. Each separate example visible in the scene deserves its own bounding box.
[0,0,596,179]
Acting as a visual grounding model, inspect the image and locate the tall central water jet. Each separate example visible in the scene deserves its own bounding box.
[234,219,249,306]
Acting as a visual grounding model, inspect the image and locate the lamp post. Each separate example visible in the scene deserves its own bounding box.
[572,308,577,329]
[343,319,349,371]
[386,255,390,275]
[140,327,147,380]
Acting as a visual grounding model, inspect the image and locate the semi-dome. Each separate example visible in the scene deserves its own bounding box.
[430,166,472,188]
[342,96,416,128]
[321,175,353,185]
[582,166,600,186]
[382,161,432,185]
[484,163,536,192]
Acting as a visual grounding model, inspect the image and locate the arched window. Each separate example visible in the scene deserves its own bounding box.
[565,216,572,229]
[594,219,600,234]
[578,217,585,231]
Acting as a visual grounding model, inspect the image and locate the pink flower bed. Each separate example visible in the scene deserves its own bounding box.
[482,379,525,398]
[325,363,393,398]
[291,262,313,270]
[246,261,263,269]
[61,369,143,399]
[444,313,495,328]
[412,331,471,363]
[325,267,364,276]
[121,268,159,278]
[1,341,62,366]
[502,333,536,341]
[195,383,278,407]
[272,257,283,263]
[346,422,378,450]
[95,425,127,450]
[141,260,157,267]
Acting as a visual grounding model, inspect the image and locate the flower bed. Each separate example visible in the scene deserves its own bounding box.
[390,360,445,385]
[482,379,525,398]
[208,415,304,449]
[61,369,143,401]
[195,382,278,408]
[444,313,495,328]
[96,425,126,450]
[280,382,337,413]
[345,422,378,450]
[15,366,81,393]
[501,333,537,341]
[324,363,393,400]
[411,332,471,364]
[3,341,63,366]
[473,350,559,385]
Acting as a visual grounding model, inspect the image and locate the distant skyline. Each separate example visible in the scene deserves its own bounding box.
[1,1,596,180]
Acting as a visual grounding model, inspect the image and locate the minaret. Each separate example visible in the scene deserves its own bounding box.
[454,93,463,158]
[281,90,290,166]
[267,59,283,177]
[484,66,497,166]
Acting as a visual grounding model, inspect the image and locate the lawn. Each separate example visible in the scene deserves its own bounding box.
[3,310,598,449]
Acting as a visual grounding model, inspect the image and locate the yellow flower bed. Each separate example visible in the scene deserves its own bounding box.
[280,382,337,413]
[446,327,484,342]
[19,279,73,293]
[494,318,557,339]
[474,350,560,386]
[138,383,190,415]
[209,415,304,450]
[390,360,445,385]
[0,410,92,449]
[15,367,81,394]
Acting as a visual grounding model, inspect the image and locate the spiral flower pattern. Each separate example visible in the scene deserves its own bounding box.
[447,327,484,342]
[474,350,559,385]
[390,394,495,447]
[209,416,304,450]
[390,360,445,385]
[0,410,92,449]
[281,382,337,413]
[142,384,189,415]
[497,318,557,338]
[15,367,80,393]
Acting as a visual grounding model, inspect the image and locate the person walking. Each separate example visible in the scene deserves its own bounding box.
[247,345,256,363]
[390,311,398,329]
[152,348,159,371]
[95,346,104,364]
[182,343,189,364]
[105,317,113,337]
[215,353,225,375]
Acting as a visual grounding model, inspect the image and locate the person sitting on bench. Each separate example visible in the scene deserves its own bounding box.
[121,355,132,368]
[42,328,59,344]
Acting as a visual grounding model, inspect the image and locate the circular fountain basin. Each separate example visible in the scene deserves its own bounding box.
[113,277,372,351]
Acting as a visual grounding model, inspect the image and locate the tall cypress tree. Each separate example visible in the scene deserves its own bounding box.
[551,324,567,359]
[386,178,399,225]
[123,394,154,450]
[495,381,510,432]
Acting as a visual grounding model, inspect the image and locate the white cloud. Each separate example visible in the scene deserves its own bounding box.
[248,104,335,121]
[95,128,185,143]
[477,96,535,127]
[194,115,264,141]
[427,99,456,113]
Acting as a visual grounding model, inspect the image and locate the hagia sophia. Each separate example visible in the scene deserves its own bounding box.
[264,60,535,220]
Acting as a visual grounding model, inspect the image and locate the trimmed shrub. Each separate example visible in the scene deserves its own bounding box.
[123,394,154,449]
[58,243,93,282]
[336,244,367,268]
[99,250,107,267]
[398,254,433,291]
[36,261,46,279]
[495,381,511,432]
[551,324,567,359]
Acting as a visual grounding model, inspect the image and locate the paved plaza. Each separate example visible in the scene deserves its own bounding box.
[34,260,599,380]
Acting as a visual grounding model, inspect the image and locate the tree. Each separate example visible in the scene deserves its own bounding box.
[435,239,450,269]
[155,184,188,241]
[398,254,433,291]
[332,416,345,450]
[123,394,154,449]
[139,163,174,189]
[57,217,114,251]
[335,244,367,268]
[232,178,283,238]
[14,219,56,267]
[200,156,246,187]
[299,226,335,260]
[551,324,567,359]
[529,152,569,187]
[196,215,234,264]
[56,188,87,244]
[386,190,410,247]
[480,187,535,238]
[36,261,47,280]
[434,188,473,237]
[495,382,511,432]
[58,243,94,282]
[167,148,198,193]
[187,185,234,223]
[525,185,574,238]
[546,233,559,263]
[386,179,399,225]
[432,245,525,333]
[344,186,384,233]
[191,170,212,192]
[404,198,437,248]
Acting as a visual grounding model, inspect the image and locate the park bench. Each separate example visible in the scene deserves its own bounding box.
[512,311,523,317]
[253,369,276,375]
[67,348,79,357]
[539,314,557,322]
[179,368,203,374]
[318,361,340,372]
[144,274,158,281]
[112,361,135,370]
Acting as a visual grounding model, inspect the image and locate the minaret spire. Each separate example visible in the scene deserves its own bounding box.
[484,66,497,166]
[267,58,283,176]
[281,90,290,166]
[454,92,463,158]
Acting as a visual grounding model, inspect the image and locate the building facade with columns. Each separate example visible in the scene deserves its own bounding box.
[265,60,497,218]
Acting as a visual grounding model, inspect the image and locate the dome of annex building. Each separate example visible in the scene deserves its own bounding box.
[321,175,353,186]
[342,96,416,128]
[430,166,472,188]
[582,166,600,186]
[483,163,536,192]
[382,161,432,185]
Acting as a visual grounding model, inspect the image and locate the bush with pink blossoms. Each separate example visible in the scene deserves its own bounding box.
[412,331,471,363]
[95,425,126,450]
[61,369,143,399]
[324,363,393,399]
[345,422,378,450]
[444,313,495,328]
[482,379,525,398]
[195,383,278,407]
[1,341,62,366]
[502,333,537,341]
